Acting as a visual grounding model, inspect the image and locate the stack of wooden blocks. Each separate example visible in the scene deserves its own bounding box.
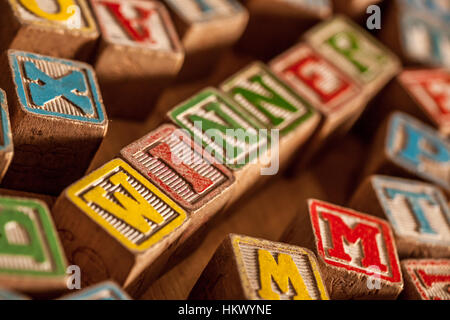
[0,0,448,300]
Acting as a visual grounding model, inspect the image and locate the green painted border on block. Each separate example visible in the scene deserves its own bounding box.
[0,196,67,277]
[220,62,317,135]
[169,88,269,170]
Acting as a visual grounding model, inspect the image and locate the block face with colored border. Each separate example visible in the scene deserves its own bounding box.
[231,235,329,300]
[0,196,67,282]
[309,199,402,285]
[120,124,234,211]
[402,259,450,300]
[61,281,131,300]
[168,88,268,170]
[0,90,14,182]
[91,0,181,51]
[399,9,449,68]
[220,62,317,134]
[164,0,244,23]
[398,69,450,132]
[304,15,399,87]
[7,0,97,33]
[9,51,106,124]
[66,159,187,252]
[386,112,450,192]
[270,43,362,115]
[372,176,450,249]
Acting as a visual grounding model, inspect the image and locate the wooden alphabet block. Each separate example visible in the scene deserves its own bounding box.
[282,199,403,299]
[167,88,269,205]
[163,0,248,79]
[0,50,108,195]
[304,15,400,99]
[52,159,189,297]
[237,0,331,60]
[270,43,365,163]
[120,124,234,252]
[0,0,98,60]
[189,234,329,300]
[350,175,450,259]
[90,0,184,119]
[364,112,450,195]
[394,69,450,136]
[401,259,450,300]
[381,0,449,68]
[0,189,56,210]
[0,288,29,300]
[220,62,320,169]
[60,281,131,300]
[0,196,68,297]
[0,90,14,183]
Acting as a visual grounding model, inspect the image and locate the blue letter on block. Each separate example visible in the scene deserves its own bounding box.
[24,61,94,115]
[384,188,437,235]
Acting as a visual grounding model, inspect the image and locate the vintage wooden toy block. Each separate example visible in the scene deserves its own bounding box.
[0,0,98,60]
[0,196,68,297]
[0,288,29,300]
[332,0,383,21]
[0,90,14,183]
[401,259,450,300]
[381,0,449,68]
[167,87,269,205]
[237,0,331,60]
[60,281,131,300]
[52,159,189,297]
[391,69,450,136]
[220,62,320,169]
[90,0,184,119]
[282,199,403,299]
[270,43,366,163]
[364,112,450,195]
[189,234,329,300]
[304,15,400,98]
[350,175,450,259]
[120,124,234,250]
[0,50,108,195]
[400,0,450,23]
[163,0,248,79]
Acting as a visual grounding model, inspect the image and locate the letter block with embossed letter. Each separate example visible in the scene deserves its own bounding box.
[384,69,450,137]
[364,112,450,195]
[401,259,450,300]
[120,124,234,262]
[163,0,248,79]
[0,50,108,195]
[0,196,68,298]
[90,0,184,119]
[304,15,400,99]
[381,0,449,68]
[282,199,403,299]
[0,0,98,60]
[220,62,320,169]
[52,159,188,298]
[189,234,329,300]
[0,90,14,183]
[350,175,450,259]
[60,281,131,300]
[168,88,269,205]
[270,43,366,164]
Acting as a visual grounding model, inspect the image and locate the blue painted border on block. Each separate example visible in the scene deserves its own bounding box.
[10,51,106,124]
[0,288,28,300]
[63,282,130,300]
[372,175,450,245]
[0,90,12,151]
[165,0,245,22]
[386,112,450,190]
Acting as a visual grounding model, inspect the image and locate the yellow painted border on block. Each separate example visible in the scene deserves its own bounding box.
[9,0,97,33]
[232,235,329,300]
[66,158,187,252]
